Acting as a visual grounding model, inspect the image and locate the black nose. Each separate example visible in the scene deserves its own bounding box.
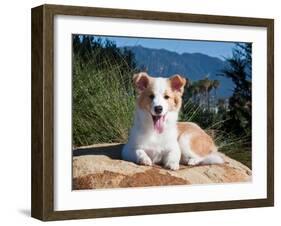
[154,106,163,114]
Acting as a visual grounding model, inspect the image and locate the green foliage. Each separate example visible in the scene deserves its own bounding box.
[184,77,221,112]
[180,100,221,128]
[219,43,252,137]
[73,56,136,146]
[73,35,135,82]
[72,35,136,146]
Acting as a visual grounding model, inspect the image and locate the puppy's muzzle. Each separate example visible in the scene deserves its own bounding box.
[154,105,163,114]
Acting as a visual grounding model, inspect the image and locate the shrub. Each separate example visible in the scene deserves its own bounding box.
[72,56,135,146]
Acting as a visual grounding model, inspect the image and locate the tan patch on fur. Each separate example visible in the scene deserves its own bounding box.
[133,72,154,112]
[133,72,150,92]
[165,74,187,111]
[164,86,183,112]
[177,122,217,157]
[168,74,187,94]
[137,80,155,112]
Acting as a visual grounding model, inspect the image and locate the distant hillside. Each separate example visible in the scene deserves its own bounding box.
[124,45,234,97]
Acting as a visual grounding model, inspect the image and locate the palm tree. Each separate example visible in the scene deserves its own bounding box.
[212,79,220,104]
[217,98,226,113]
[201,77,212,110]
[197,80,206,107]
[208,81,214,110]
[189,81,200,104]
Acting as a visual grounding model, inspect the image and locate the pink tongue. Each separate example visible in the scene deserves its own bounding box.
[154,116,164,133]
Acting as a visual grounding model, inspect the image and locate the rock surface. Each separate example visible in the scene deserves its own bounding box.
[73,143,252,190]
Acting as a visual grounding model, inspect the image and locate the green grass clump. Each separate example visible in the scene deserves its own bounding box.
[213,129,251,168]
[72,56,135,146]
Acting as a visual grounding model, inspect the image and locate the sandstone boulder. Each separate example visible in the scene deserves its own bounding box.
[73,143,252,189]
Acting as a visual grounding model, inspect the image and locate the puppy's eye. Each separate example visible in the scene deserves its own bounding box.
[149,94,155,99]
[164,95,170,99]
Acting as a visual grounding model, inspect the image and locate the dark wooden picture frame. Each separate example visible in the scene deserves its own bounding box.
[31,4,274,221]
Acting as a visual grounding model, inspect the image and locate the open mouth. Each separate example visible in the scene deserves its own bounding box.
[152,114,166,134]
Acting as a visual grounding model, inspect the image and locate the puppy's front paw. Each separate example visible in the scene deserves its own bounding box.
[136,149,152,166]
[138,156,152,166]
[188,158,201,166]
[165,161,180,170]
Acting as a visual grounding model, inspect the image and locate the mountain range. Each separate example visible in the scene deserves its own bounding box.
[124,45,234,97]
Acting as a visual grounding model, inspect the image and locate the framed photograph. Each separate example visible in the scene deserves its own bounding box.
[31,4,274,221]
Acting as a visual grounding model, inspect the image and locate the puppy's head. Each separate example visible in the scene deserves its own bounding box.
[133,72,187,133]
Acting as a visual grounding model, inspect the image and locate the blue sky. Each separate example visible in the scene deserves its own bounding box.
[94,35,237,60]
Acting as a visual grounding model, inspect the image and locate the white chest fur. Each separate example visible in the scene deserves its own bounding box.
[122,109,181,169]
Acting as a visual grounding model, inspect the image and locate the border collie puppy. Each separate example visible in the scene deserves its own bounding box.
[122,72,224,170]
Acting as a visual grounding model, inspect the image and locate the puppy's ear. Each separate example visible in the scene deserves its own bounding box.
[169,74,187,94]
[133,72,151,92]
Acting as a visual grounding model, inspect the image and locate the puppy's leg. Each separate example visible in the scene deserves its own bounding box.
[122,145,152,166]
[178,133,204,166]
[181,150,203,166]
[187,157,203,166]
[136,149,152,166]
[163,146,181,170]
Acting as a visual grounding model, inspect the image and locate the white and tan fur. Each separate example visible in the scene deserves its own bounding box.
[122,72,224,170]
